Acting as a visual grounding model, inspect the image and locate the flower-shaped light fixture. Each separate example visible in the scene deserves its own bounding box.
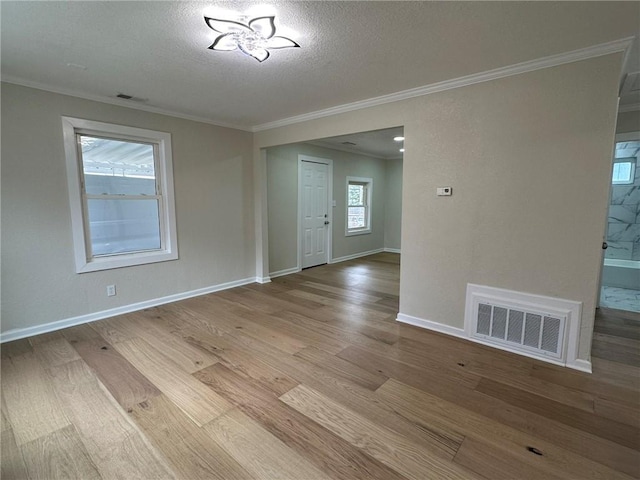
[204,15,299,63]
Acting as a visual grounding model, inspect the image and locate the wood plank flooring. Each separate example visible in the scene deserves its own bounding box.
[1,252,639,479]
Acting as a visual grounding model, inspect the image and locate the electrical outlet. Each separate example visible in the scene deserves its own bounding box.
[436,186,452,196]
[106,285,116,297]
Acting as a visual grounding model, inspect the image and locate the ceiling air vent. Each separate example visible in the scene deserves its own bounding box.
[115,93,148,103]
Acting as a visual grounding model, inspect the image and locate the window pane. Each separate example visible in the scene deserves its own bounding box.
[87,199,161,255]
[80,135,156,195]
[612,162,633,183]
[348,206,366,229]
[348,184,364,206]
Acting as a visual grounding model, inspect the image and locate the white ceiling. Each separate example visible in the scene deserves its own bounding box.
[309,127,405,160]
[2,1,639,130]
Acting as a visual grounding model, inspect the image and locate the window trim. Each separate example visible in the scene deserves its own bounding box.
[345,176,372,236]
[62,116,178,273]
[611,157,636,185]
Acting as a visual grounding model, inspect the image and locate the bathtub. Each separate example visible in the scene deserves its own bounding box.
[602,258,640,290]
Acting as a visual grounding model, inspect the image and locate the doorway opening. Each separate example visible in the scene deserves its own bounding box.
[599,131,640,313]
[265,126,404,279]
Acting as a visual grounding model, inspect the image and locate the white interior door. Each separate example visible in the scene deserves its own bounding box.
[301,160,330,268]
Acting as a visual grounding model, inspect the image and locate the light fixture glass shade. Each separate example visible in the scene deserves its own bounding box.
[205,15,299,62]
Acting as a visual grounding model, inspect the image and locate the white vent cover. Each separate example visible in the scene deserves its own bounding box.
[465,284,582,366]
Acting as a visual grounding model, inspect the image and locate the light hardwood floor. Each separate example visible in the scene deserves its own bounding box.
[1,252,639,479]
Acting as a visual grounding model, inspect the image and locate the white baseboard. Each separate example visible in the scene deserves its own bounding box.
[396,313,466,339]
[330,248,384,264]
[566,358,593,374]
[255,276,271,284]
[269,267,301,279]
[396,312,592,373]
[269,251,396,278]
[0,276,256,343]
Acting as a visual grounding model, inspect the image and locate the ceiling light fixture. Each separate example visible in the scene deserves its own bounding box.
[204,15,299,63]
[399,148,405,153]
[394,136,405,142]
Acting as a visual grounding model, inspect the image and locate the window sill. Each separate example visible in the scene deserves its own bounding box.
[76,250,178,273]
[346,229,371,237]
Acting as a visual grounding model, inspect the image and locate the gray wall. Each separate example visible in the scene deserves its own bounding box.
[266,143,402,274]
[1,52,624,367]
[384,160,403,250]
[1,82,255,333]
[254,54,623,363]
[616,110,640,134]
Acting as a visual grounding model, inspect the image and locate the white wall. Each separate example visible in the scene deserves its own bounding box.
[266,142,399,274]
[1,82,255,334]
[254,54,623,363]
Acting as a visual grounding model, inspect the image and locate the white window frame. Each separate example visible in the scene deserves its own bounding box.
[345,176,372,236]
[612,157,636,185]
[62,117,178,273]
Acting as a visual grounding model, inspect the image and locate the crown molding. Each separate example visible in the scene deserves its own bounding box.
[0,75,253,132]
[253,36,635,132]
[619,102,640,113]
[2,37,634,134]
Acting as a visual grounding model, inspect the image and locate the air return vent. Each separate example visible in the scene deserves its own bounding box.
[475,301,564,358]
[115,93,148,103]
[465,284,582,366]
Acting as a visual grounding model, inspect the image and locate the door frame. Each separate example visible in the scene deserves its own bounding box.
[298,154,333,270]
[596,130,640,308]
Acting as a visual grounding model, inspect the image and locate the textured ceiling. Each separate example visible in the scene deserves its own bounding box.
[1,1,639,130]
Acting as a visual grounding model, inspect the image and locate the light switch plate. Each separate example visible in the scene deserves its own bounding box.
[437,187,452,196]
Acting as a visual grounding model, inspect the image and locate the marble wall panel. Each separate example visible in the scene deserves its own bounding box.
[608,204,638,224]
[604,241,633,260]
[607,223,640,243]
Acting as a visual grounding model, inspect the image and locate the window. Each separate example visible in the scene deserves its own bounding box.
[62,117,178,273]
[346,177,372,235]
[612,157,636,185]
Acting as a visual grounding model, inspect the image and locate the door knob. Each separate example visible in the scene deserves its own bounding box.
[324,221,330,225]
[602,242,608,250]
